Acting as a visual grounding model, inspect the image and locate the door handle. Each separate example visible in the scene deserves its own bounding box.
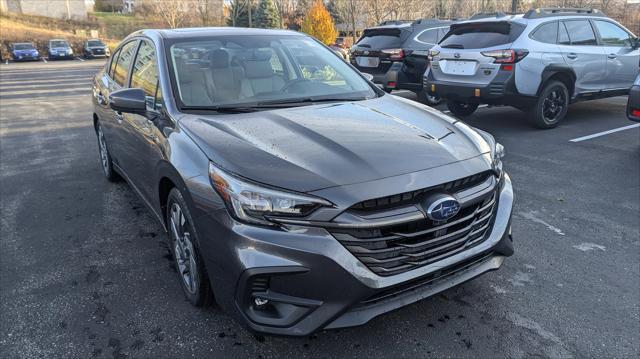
[607,53,617,59]
[566,53,577,59]
[115,111,124,123]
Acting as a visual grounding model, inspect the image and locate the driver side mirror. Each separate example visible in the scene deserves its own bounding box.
[109,88,147,115]
[633,37,640,50]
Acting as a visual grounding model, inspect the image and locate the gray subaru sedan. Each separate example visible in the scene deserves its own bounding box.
[92,28,514,336]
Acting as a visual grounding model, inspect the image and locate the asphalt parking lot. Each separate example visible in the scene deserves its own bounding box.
[1,60,638,358]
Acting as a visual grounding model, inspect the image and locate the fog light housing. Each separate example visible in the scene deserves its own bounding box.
[254,297,269,307]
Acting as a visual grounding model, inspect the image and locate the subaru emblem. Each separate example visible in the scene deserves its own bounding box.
[363,50,369,55]
[426,196,461,221]
[454,53,461,59]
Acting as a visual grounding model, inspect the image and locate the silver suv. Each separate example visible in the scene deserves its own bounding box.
[425,8,639,128]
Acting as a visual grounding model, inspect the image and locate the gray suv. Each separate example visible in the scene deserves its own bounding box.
[425,8,639,128]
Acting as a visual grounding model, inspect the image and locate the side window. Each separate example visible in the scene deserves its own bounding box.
[594,20,632,46]
[563,20,597,46]
[417,29,438,44]
[558,22,571,45]
[130,40,162,111]
[108,48,121,78]
[113,40,138,87]
[531,21,558,44]
[437,27,450,42]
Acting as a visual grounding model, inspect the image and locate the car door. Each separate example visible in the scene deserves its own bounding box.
[122,39,169,202]
[103,40,139,171]
[592,20,639,91]
[93,47,121,143]
[557,20,606,94]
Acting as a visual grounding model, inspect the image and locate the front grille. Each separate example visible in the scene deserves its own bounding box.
[329,174,498,276]
[358,251,494,305]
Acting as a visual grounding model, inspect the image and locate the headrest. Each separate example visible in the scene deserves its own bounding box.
[210,49,230,69]
[243,60,274,79]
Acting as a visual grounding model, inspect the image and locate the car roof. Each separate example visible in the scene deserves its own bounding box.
[365,19,453,32]
[50,39,69,42]
[157,27,300,38]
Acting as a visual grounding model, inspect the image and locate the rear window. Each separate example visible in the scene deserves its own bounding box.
[439,22,525,49]
[356,28,406,48]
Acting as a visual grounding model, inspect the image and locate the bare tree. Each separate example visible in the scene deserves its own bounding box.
[138,0,194,28]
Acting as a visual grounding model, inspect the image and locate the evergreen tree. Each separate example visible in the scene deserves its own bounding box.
[255,0,281,29]
[227,0,257,27]
[326,0,343,24]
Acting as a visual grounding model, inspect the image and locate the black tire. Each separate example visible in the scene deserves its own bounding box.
[528,80,569,129]
[166,188,214,307]
[418,89,442,107]
[446,100,479,117]
[96,122,120,182]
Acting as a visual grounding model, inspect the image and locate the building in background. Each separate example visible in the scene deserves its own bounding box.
[1,0,88,20]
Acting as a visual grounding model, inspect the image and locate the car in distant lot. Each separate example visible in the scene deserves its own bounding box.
[10,42,39,61]
[92,27,514,336]
[83,38,110,59]
[350,19,452,105]
[47,39,74,60]
[628,71,640,121]
[425,8,639,128]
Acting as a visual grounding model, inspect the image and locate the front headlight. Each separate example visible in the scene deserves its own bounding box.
[209,163,332,225]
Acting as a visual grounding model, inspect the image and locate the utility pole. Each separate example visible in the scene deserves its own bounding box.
[511,0,518,13]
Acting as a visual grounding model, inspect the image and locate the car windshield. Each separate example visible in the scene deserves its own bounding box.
[14,44,35,50]
[168,35,377,110]
[51,41,69,48]
[88,40,104,47]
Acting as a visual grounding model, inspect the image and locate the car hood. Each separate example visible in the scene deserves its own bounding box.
[180,95,491,192]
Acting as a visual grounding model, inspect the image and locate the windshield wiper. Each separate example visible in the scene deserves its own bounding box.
[442,44,465,49]
[181,97,369,114]
[256,96,368,107]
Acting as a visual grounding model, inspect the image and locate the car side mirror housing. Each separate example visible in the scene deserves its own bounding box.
[633,38,640,50]
[109,88,147,115]
[361,72,374,82]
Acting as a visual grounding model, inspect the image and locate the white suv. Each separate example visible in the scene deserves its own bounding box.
[425,8,639,128]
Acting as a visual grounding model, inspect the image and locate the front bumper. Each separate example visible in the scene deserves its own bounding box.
[424,68,535,108]
[12,53,39,61]
[195,174,514,336]
[627,85,640,122]
[49,53,73,59]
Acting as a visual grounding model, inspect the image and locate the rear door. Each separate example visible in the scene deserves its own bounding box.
[592,20,639,90]
[431,21,525,85]
[350,27,409,78]
[557,20,606,94]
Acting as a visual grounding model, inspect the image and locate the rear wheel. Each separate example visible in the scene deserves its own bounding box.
[446,100,478,117]
[529,80,569,129]
[96,122,120,182]
[167,188,213,307]
[418,89,442,107]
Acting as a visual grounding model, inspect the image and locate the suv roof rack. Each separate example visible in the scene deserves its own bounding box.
[523,8,606,19]
[469,11,509,20]
[378,20,413,26]
[412,18,452,25]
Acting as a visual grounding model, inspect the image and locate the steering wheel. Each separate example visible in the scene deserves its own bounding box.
[281,78,311,93]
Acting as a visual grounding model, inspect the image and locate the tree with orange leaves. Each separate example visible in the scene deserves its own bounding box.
[301,0,338,45]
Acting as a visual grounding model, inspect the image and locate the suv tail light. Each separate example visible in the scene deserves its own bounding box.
[382,48,404,61]
[481,49,528,64]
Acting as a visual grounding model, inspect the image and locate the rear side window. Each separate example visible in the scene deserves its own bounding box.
[357,28,406,48]
[113,40,138,87]
[416,29,439,44]
[593,20,632,46]
[439,22,525,49]
[531,21,558,44]
[563,20,597,45]
[130,40,162,110]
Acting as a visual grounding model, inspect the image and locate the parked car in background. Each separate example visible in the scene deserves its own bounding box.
[92,28,514,336]
[329,44,349,61]
[47,39,74,60]
[83,38,110,59]
[350,19,452,105]
[425,8,639,128]
[628,71,640,122]
[10,42,40,61]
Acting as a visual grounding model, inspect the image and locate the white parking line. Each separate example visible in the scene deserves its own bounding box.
[41,57,47,63]
[569,124,640,143]
[4,60,8,65]
[75,57,85,62]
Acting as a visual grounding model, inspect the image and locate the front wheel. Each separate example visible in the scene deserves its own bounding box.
[528,80,569,129]
[446,100,479,117]
[167,188,213,307]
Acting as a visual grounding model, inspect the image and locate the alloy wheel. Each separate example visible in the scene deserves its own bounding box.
[170,202,198,294]
[542,88,566,124]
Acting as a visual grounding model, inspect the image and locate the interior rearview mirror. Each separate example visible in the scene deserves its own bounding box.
[109,88,147,115]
